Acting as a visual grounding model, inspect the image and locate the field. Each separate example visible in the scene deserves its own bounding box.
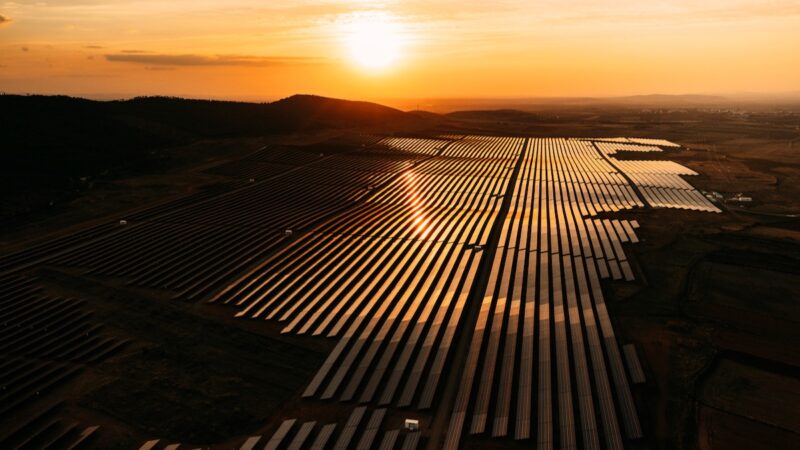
[1,100,799,450]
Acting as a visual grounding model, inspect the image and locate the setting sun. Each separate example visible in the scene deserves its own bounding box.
[1,1,798,98]
[342,12,405,71]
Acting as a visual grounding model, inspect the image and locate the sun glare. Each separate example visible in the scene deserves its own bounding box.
[342,12,405,71]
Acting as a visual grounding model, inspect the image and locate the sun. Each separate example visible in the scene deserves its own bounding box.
[343,12,405,71]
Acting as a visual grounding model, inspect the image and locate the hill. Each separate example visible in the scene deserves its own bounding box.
[0,94,431,218]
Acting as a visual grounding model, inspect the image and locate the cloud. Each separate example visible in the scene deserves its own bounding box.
[21,46,29,52]
[0,15,10,26]
[104,53,323,67]
[85,45,104,49]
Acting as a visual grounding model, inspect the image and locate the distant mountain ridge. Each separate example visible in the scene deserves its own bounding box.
[0,93,421,142]
[381,94,742,112]
[0,94,430,216]
[502,94,729,106]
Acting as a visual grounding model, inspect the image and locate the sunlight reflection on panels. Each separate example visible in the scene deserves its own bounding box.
[213,135,521,411]
[202,135,717,450]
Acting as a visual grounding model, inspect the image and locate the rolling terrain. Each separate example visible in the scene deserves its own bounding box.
[0,96,798,450]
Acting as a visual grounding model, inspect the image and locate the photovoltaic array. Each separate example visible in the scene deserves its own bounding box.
[0,134,720,449]
[206,136,718,449]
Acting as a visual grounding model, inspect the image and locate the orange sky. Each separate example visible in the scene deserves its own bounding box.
[1,1,798,102]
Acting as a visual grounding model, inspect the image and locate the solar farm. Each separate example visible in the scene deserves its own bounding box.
[1,135,724,449]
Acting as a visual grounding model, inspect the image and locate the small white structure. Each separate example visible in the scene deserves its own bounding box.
[119,220,127,226]
[404,419,419,431]
[729,193,753,202]
[284,229,294,236]
[248,178,255,183]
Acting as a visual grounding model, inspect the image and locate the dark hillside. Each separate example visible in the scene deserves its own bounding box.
[0,94,429,218]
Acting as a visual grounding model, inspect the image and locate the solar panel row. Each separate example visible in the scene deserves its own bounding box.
[0,180,249,278]
[213,136,526,407]
[33,141,430,301]
[1,133,715,450]
[575,137,680,148]
[444,138,650,450]
[0,275,124,431]
[608,159,720,213]
[593,142,665,155]
[222,406,420,450]
[197,136,708,449]
[377,137,450,156]
[0,403,99,450]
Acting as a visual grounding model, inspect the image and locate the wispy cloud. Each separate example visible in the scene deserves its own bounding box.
[85,45,104,49]
[104,53,324,67]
